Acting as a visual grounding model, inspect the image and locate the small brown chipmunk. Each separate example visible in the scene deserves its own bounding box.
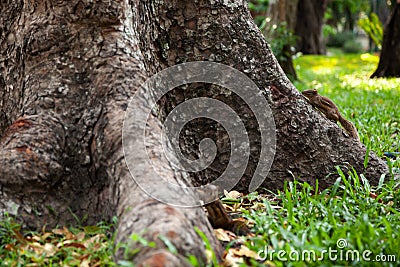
[302,89,359,140]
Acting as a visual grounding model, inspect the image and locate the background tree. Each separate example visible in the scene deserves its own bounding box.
[326,0,370,31]
[263,0,299,79]
[371,0,400,78]
[0,0,388,265]
[295,0,329,54]
[249,0,299,80]
[325,0,392,53]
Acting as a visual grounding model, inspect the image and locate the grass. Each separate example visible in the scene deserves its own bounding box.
[239,169,400,266]
[1,51,399,266]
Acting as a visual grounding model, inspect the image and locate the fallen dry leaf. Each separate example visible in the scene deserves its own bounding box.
[224,190,242,199]
[230,245,259,258]
[214,228,236,242]
[80,258,90,267]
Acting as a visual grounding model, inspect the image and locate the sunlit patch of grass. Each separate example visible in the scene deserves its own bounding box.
[296,53,379,78]
[341,75,400,92]
[360,53,379,64]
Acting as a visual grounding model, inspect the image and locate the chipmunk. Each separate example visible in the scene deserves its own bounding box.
[302,89,359,140]
[205,200,250,235]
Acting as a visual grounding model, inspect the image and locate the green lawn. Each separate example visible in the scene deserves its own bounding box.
[1,53,399,266]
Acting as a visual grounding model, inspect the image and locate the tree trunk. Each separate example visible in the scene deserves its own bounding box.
[135,0,387,192]
[371,0,400,78]
[0,1,220,265]
[344,6,355,32]
[295,0,328,54]
[0,0,388,265]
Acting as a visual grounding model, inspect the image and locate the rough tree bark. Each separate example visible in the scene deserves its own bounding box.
[295,0,328,54]
[0,0,388,265]
[371,0,400,78]
[136,0,387,191]
[0,1,220,265]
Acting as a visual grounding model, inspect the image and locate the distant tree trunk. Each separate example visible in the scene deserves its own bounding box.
[0,0,388,265]
[295,0,328,54]
[371,0,400,78]
[265,0,299,79]
[344,6,355,32]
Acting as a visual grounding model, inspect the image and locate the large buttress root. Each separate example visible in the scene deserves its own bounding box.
[0,1,221,265]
